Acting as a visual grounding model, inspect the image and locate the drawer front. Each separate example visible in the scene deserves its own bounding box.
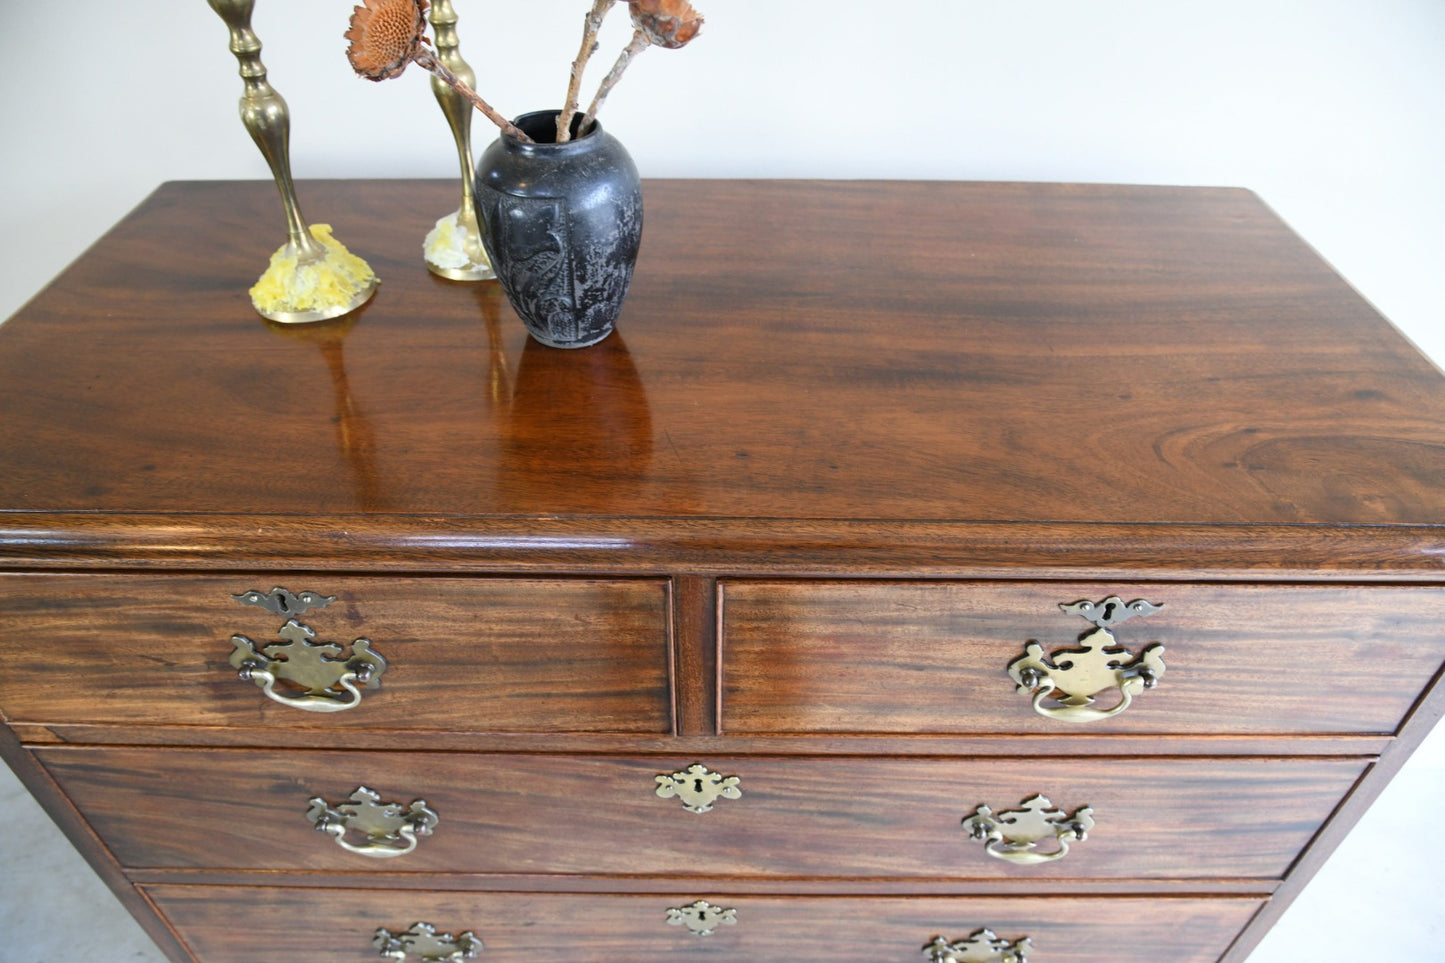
[144,885,1262,963]
[40,747,1363,880]
[0,573,671,732]
[721,580,1445,735]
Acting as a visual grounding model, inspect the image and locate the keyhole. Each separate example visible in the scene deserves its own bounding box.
[693,778,705,793]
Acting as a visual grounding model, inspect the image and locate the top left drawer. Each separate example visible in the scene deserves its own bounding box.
[0,573,671,733]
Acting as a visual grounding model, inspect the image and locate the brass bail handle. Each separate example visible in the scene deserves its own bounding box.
[923,929,1033,963]
[961,794,1094,865]
[228,588,388,713]
[307,787,439,859]
[1008,596,1167,723]
[373,922,483,961]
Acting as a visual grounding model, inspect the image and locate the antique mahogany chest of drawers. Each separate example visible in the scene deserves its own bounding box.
[1,179,1443,962]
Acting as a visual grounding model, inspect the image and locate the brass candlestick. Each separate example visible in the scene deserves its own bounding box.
[207,0,379,322]
[423,0,495,281]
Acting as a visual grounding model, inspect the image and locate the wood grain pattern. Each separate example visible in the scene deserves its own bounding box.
[722,580,1445,736]
[122,869,1285,898]
[1218,656,1445,962]
[672,575,719,735]
[143,886,1262,963]
[0,573,670,732]
[8,720,1398,758]
[2,180,1444,963]
[38,747,1364,881]
[1,181,1443,535]
[6,514,1445,577]
[0,716,194,963]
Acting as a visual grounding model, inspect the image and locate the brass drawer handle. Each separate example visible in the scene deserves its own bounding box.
[655,763,742,813]
[307,787,438,859]
[374,922,482,961]
[1007,596,1166,723]
[228,587,388,713]
[665,899,738,937]
[924,929,1033,962]
[961,794,1093,865]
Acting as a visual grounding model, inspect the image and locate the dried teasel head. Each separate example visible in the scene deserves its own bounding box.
[629,0,704,49]
[345,0,430,81]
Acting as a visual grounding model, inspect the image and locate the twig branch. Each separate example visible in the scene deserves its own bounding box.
[558,0,617,142]
[581,30,650,134]
[415,47,534,143]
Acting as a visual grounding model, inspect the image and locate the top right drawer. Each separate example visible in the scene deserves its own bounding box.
[719,581,1445,736]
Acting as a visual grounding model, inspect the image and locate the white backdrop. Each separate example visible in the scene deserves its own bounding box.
[1,2,1443,961]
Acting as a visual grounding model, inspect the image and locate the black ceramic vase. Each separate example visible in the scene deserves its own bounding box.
[474,110,643,349]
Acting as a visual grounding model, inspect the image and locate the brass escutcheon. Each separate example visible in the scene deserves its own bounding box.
[374,922,483,961]
[665,899,738,937]
[923,929,1033,963]
[1007,596,1166,723]
[961,794,1094,865]
[307,787,439,859]
[232,587,336,618]
[655,763,742,813]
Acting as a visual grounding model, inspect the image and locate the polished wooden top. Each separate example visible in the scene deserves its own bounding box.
[1,179,1442,573]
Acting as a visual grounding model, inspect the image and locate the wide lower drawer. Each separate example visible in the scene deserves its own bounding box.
[39,747,1364,880]
[0,573,671,732]
[721,580,1445,735]
[143,885,1263,962]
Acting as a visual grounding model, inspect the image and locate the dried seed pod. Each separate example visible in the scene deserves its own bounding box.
[344,0,530,141]
[629,0,704,49]
[345,0,430,81]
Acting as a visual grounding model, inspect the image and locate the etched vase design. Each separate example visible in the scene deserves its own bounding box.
[475,110,643,348]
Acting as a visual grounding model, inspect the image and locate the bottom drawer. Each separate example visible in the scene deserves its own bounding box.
[144,885,1263,962]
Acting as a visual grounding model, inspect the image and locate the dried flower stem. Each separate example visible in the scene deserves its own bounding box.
[581,29,650,134]
[414,47,534,143]
[558,0,617,142]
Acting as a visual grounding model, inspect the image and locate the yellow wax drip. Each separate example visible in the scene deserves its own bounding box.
[424,210,473,271]
[250,225,378,315]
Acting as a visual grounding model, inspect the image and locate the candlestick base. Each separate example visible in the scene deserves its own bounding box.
[424,209,496,282]
[250,224,380,324]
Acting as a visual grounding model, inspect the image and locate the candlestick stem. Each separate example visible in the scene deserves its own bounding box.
[206,0,378,322]
[208,0,322,263]
[424,0,495,281]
